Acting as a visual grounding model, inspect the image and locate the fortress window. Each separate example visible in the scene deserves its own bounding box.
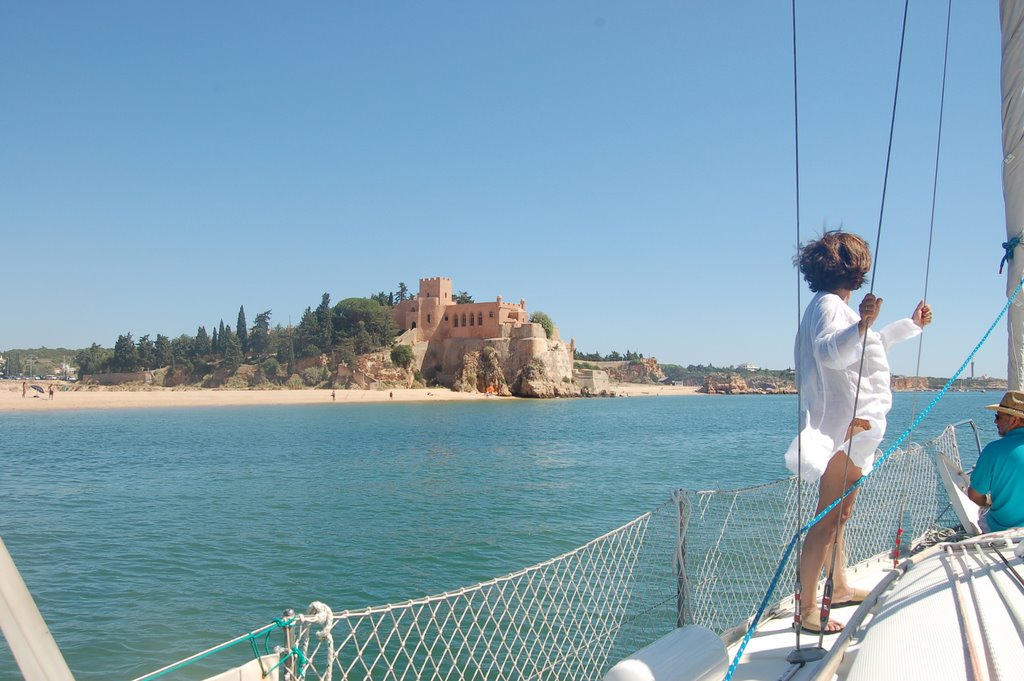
[427,314,431,323]
[444,315,449,321]
[461,313,467,327]
[478,313,483,325]
[453,316,458,327]
[469,314,475,326]
[489,311,494,318]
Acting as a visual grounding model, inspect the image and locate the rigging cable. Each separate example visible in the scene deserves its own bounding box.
[893,0,952,568]
[789,0,811,654]
[817,0,912,646]
[722,272,1024,681]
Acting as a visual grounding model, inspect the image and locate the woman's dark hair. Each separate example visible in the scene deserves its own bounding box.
[795,231,871,293]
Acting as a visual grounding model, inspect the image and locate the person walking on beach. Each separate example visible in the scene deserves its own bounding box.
[786,231,932,634]
[48,384,54,400]
[967,391,1024,532]
[22,381,26,398]
[331,390,336,401]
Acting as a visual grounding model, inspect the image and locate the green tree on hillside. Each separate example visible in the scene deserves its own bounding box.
[272,325,294,365]
[154,334,172,368]
[112,333,139,372]
[137,334,155,369]
[170,335,194,366]
[396,282,410,302]
[237,306,248,354]
[333,297,397,352]
[529,311,555,339]
[454,291,474,304]
[74,343,111,377]
[391,344,414,369]
[296,308,321,357]
[222,326,243,369]
[315,293,333,354]
[194,326,212,358]
[250,310,272,358]
[370,291,393,307]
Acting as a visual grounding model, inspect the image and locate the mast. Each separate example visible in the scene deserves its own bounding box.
[0,536,76,680]
[1001,0,1024,390]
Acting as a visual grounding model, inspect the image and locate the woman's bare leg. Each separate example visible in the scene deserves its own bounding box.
[798,450,862,631]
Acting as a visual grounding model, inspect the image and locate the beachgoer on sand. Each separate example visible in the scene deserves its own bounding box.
[22,382,27,398]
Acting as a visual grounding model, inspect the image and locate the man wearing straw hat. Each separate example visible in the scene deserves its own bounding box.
[967,390,1024,532]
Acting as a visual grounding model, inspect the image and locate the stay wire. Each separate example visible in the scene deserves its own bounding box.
[790,0,808,651]
[723,274,1024,681]
[894,0,951,568]
[820,0,910,644]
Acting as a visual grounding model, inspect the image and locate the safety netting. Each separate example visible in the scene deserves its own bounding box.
[135,429,967,681]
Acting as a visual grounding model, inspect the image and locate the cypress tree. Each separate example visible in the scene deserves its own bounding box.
[223,328,243,370]
[237,305,248,354]
[194,326,212,358]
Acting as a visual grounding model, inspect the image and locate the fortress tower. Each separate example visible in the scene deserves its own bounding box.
[418,277,452,303]
[392,276,531,343]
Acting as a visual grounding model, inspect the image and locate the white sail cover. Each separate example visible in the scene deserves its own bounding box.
[1001,0,1024,390]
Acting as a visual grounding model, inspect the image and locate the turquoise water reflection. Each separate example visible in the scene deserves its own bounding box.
[0,391,997,678]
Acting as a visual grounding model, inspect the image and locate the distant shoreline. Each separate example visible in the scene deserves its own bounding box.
[0,381,701,412]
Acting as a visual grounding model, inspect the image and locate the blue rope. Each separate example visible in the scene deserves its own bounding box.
[721,275,1024,681]
[1000,235,1020,274]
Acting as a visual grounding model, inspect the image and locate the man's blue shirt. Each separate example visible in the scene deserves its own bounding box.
[971,427,1024,531]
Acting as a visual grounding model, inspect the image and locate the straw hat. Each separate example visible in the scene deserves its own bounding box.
[985,390,1024,419]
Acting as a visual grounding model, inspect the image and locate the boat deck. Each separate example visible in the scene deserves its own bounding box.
[728,530,1024,681]
[727,553,895,681]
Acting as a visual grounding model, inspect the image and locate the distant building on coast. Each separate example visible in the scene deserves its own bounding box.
[392,277,534,344]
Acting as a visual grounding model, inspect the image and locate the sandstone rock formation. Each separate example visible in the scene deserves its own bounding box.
[605,358,665,383]
[891,376,929,391]
[419,322,580,398]
[701,373,749,394]
[699,373,795,394]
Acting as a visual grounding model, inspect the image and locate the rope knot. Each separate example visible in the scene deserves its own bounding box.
[305,601,334,629]
[1000,235,1021,274]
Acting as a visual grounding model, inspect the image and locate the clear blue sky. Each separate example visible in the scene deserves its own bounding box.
[0,2,1011,378]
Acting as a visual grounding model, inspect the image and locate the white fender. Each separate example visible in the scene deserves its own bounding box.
[603,626,728,681]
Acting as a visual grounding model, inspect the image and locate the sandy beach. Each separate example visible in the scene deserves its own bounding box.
[0,381,700,412]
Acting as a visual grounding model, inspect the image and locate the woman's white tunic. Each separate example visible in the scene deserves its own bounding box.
[785,291,921,482]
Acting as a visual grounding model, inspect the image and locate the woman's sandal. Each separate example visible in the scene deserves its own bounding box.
[831,587,870,608]
[800,610,844,635]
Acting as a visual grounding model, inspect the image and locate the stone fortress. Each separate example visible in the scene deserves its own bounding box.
[393,277,536,343]
[389,277,580,397]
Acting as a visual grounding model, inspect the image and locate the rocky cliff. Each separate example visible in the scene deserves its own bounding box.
[421,323,580,398]
[890,376,929,391]
[700,373,796,395]
[605,358,665,383]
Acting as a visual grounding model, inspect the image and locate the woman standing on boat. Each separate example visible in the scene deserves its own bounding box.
[787,231,932,633]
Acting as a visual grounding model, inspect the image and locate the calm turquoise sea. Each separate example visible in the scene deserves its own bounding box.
[0,391,997,679]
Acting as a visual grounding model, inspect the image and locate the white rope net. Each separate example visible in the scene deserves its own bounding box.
[132,429,972,680]
[278,437,955,680]
[286,509,680,681]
